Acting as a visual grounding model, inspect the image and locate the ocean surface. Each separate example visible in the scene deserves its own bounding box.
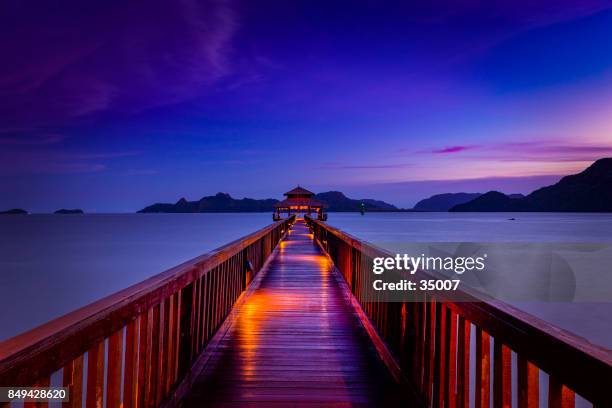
[0,213,271,340]
[327,212,612,243]
[1,212,611,352]
[328,212,612,350]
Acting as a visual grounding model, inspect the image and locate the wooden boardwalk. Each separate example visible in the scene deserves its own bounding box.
[181,219,407,408]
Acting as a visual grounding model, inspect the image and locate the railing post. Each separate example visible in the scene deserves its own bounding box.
[475,328,491,408]
[457,316,471,408]
[86,341,104,408]
[494,341,512,408]
[518,357,539,408]
[107,329,123,408]
[177,283,194,378]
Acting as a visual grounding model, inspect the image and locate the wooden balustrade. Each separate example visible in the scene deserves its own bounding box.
[305,216,612,408]
[0,216,295,407]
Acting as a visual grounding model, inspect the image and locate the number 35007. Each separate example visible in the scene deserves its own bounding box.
[419,279,460,291]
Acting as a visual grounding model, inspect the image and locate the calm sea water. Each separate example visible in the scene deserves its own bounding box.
[327,212,612,243]
[0,213,271,340]
[327,212,612,349]
[1,212,611,351]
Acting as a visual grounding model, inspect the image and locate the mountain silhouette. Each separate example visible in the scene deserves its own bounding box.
[414,193,482,211]
[314,191,397,211]
[139,191,398,213]
[451,158,612,212]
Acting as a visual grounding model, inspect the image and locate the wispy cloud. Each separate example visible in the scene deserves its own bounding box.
[123,169,159,176]
[0,158,107,175]
[68,151,140,160]
[0,133,66,145]
[475,141,612,162]
[321,162,412,170]
[431,145,480,154]
[424,141,612,162]
[0,0,238,129]
[0,149,139,175]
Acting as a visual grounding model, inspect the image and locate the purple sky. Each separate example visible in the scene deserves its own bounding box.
[1,0,612,211]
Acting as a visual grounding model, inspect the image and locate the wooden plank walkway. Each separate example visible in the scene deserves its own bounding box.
[181,219,408,408]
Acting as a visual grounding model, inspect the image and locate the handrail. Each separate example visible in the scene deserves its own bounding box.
[305,216,612,408]
[0,215,295,407]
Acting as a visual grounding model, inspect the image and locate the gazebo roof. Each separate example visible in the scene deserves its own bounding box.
[284,186,314,196]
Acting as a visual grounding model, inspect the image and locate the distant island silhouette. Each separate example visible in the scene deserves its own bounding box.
[412,193,526,211]
[138,191,399,213]
[413,193,482,211]
[451,158,612,212]
[0,208,28,215]
[54,209,84,214]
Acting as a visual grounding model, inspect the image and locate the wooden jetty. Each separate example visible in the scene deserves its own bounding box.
[179,219,406,407]
[1,216,611,408]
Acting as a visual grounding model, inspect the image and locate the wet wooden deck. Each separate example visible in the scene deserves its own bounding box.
[181,219,407,408]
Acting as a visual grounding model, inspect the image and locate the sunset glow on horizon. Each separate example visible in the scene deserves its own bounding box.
[1,0,612,210]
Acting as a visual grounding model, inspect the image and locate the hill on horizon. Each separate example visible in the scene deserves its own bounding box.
[413,193,482,211]
[413,192,524,211]
[451,158,612,212]
[314,191,398,212]
[138,191,399,213]
[0,208,28,215]
[138,193,278,213]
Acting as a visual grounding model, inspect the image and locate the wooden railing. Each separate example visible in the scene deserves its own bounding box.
[0,216,294,407]
[305,216,612,408]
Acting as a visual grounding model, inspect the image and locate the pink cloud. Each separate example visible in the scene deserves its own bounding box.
[463,141,612,162]
[321,162,412,170]
[431,145,479,154]
[425,141,612,162]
